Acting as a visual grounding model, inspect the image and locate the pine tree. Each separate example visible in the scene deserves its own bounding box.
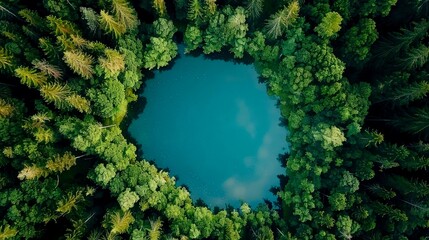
[99,10,126,38]
[377,81,429,106]
[109,210,134,235]
[39,38,61,61]
[153,0,167,17]
[391,107,429,138]
[17,164,47,180]
[398,44,429,70]
[56,190,84,215]
[0,225,17,239]
[99,49,125,75]
[0,98,13,117]
[40,82,71,107]
[32,59,63,80]
[46,15,80,36]
[14,67,48,88]
[63,50,94,79]
[112,0,138,29]
[46,152,77,173]
[80,7,100,34]
[18,9,46,29]
[205,0,217,15]
[373,19,429,62]
[66,94,90,113]
[34,127,55,143]
[188,0,203,22]
[0,47,12,70]
[246,0,263,20]
[265,1,299,39]
[147,218,162,240]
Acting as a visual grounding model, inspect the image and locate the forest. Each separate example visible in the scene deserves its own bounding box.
[0,0,428,239]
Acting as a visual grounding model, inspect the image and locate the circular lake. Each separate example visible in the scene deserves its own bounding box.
[129,46,288,207]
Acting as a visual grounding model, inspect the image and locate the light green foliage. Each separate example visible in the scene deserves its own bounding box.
[87,79,125,118]
[109,210,135,235]
[63,50,94,79]
[153,0,167,17]
[93,163,116,186]
[313,125,346,150]
[0,225,17,239]
[226,7,248,58]
[0,47,13,70]
[118,188,140,211]
[144,37,178,70]
[265,0,299,39]
[14,67,48,88]
[45,152,76,173]
[151,18,177,39]
[203,11,227,54]
[99,49,125,76]
[99,10,126,38]
[315,12,343,38]
[329,193,347,211]
[112,0,138,29]
[184,25,203,53]
[40,82,71,109]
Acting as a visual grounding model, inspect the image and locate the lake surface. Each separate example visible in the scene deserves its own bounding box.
[129,46,288,207]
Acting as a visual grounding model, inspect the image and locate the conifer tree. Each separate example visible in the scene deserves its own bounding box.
[40,82,71,108]
[63,50,94,79]
[99,10,126,38]
[0,98,14,117]
[14,67,48,88]
[265,1,299,39]
[46,152,77,173]
[112,0,138,29]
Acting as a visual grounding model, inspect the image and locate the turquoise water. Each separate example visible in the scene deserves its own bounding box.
[129,46,288,207]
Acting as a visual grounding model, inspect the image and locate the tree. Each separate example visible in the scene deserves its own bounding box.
[246,0,263,20]
[112,0,138,29]
[63,50,94,79]
[153,0,167,17]
[314,12,342,38]
[99,49,125,76]
[0,47,13,70]
[40,82,71,108]
[0,225,17,239]
[0,99,14,118]
[14,67,48,88]
[118,188,139,211]
[66,94,91,113]
[340,18,378,66]
[143,37,178,70]
[87,79,125,118]
[184,26,203,53]
[92,163,116,187]
[265,1,299,39]
[32,59,63,80]
[109,210,134,235]
[17,165,47,180]
[99,10,126,38]
[45,152,77,173]
[151,18,177,39]
[188,0,203,22]
[80,7,100,34]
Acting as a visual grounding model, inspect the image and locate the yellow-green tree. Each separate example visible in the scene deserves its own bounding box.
[63,50,94,79]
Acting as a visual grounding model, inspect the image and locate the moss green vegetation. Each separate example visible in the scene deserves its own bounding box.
[0,0,428,239]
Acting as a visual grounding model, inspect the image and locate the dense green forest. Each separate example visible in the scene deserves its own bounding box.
[0,0,428,239]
